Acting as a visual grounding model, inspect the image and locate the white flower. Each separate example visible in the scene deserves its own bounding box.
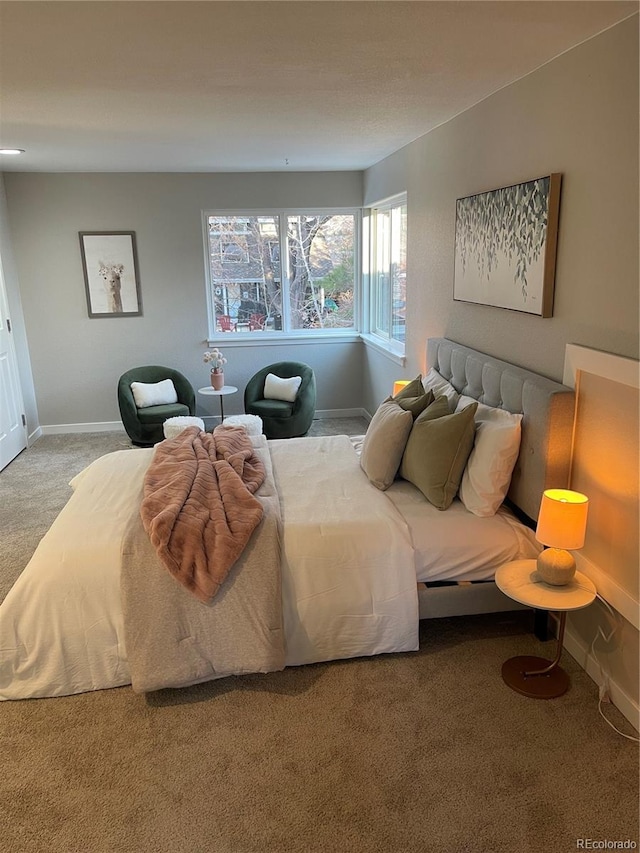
[203,348,227,371]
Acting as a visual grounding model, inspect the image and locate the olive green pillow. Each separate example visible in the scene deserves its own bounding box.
[400,400,478,510]
[413,393,450,423]
[393,376,424,400]
[387,387,435,419]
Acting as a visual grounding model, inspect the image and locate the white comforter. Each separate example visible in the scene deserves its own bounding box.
[0,435,418,700]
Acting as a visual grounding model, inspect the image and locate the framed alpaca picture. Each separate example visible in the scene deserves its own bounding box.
[79,231,142,318]
[453,174,561,317]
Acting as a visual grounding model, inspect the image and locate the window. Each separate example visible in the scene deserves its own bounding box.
[367,195,407,353]
[286,214,355,331]
[205,211,358,337]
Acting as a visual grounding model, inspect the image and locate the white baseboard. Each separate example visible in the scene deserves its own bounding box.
[40,421,126,435]
[564,626,639,734]
[314,408,370,420]
[38,410,370,436]
[28,426,43,445]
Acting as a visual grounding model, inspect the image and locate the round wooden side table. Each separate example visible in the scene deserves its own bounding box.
[197,385,238,422]
[495,559,596,699]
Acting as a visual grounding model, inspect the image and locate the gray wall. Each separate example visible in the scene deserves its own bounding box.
[362,15,639,414]
[361,17,639,722]
[3,171,363,430]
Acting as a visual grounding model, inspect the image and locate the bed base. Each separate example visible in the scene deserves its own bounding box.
[417,580,527,620]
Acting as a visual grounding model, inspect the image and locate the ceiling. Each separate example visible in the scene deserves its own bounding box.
[0,0,637,173]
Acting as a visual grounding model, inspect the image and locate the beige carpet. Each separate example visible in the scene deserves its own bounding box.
[1,426,638,853]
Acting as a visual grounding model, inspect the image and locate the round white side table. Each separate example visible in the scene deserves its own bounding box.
[495,559,596,699]
[197,385,238,422]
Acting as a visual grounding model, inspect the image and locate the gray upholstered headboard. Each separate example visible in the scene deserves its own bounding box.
[427,338,575,523]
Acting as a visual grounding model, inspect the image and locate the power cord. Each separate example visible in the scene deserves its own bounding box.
[521,579,639,742]
[588,592,639,743]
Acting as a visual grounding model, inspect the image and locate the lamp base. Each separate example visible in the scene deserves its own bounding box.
[537,548,576,586]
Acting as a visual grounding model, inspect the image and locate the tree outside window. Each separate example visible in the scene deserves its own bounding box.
[206,211,357,336]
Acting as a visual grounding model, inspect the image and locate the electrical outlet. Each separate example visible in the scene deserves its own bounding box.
[599,683,611,703]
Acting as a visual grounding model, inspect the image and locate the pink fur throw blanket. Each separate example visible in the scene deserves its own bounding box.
[141,425,266,602]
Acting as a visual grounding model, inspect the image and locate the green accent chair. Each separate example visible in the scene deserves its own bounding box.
[244,361,316,439]
[118,366,196,446]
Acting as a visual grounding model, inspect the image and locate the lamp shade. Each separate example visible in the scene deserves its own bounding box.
[393,380,411,397]
[535,489,589,550]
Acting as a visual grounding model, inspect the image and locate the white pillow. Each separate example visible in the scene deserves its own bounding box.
[422,368,459,411]
[263,373,302,403]
[456,394,523,428]
[131,378,178,408]
[455,394,523,517]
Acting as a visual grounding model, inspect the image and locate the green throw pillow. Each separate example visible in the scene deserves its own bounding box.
[400,401,478,510]
[387,387,434,419]
[387,377,434,419]
[413,394,450,422]
[393,376,424,400]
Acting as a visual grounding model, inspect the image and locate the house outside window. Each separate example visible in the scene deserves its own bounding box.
[205,211,359,337]
[366,194,407,356]
[220,236,249,263]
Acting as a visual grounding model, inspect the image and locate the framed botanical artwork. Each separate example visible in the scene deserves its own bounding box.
[453,174,562,317]
[79,231,142,318]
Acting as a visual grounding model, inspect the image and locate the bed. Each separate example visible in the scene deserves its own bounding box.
[0,339,575,701]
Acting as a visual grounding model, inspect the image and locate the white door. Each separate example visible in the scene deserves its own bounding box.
[0,255,27,471]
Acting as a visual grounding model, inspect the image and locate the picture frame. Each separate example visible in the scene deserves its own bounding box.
[453,173,561,317]
[79,231,142,318]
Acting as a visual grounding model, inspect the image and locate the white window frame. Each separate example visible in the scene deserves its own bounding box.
[204,208,361,346]
[362,193,407,363]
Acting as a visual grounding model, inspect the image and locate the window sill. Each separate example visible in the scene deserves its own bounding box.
[360,333,406,366]
[207,331,361,348]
